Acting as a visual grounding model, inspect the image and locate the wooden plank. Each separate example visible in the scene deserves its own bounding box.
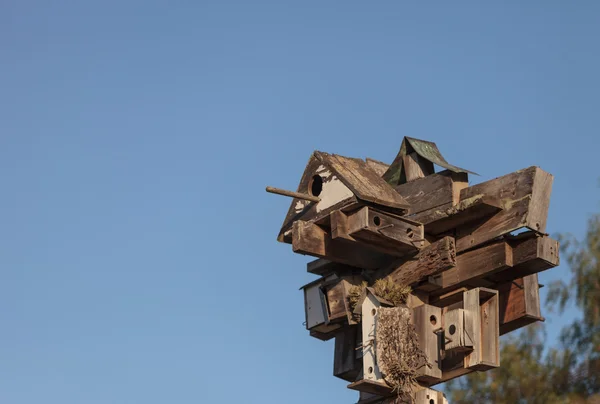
[320,152,410,212]
[429,287,468,308]
[333,326,362,382]
[403,152,434,182]
[425,240,512,295]
[498,274,543,335]
[292,220,389,270]
[413,304,442,382]
[365,158,389,177]
[395,170,468,215]
[523,274,542,319]
[344,207,425,254]
[423,195,502,235]
[347,379,393,397]
[378,237,457,286]
[455,167,553,252]
[477,289,500,370]
[490,235,559,282]
[307,259,361,276]
[463,288,499,370]
[462,291,479,368]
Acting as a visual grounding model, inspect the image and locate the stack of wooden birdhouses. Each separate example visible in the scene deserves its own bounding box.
[268,137,558,404]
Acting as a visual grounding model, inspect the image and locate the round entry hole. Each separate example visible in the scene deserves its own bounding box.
[449,324,456,336]
[310,175,323,197]
[373,216,381,226]
[430,315,437,326]
[368,367,373,374]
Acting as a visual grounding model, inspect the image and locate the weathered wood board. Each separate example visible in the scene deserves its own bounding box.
[379,236,457,286]
[413,304,442,382]
[332,207,425,255]
[455,166,553,252]
[395,170,468,214]
[293,220,389,270]
[403,152,434,182]
[406,167,553,252]
[333,325,362,382]
[498,274,543,335]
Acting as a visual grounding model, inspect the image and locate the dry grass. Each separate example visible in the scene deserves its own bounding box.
[376,307,430,402]
[373,278,412,306]
[347,281,368,315]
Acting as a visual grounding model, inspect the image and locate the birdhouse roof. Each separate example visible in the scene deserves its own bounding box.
[383,137,478,186]
[315,151,410,211]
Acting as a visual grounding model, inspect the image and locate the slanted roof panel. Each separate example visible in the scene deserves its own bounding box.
[316,152,410,212]
[383,137,478,186]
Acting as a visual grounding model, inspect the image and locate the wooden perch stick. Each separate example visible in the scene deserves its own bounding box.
[265,186,320,203]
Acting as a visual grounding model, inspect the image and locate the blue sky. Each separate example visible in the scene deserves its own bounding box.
[1,1,599,403]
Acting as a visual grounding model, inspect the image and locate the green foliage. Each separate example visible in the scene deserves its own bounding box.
[445,213,600,403]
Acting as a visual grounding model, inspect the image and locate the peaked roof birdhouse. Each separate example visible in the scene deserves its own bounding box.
[383,137,477,186]
[274,151,410,243]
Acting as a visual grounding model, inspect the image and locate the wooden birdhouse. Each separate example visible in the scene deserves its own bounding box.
[441,288,499,371]
[382,137,476,186]
[301,274,365,341]
[347,287,396,396]
[267,136,560,404]
[301,275,342,339]
[274,151,410,243]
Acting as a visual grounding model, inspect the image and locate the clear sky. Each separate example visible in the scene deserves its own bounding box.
[2,2,599,403]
